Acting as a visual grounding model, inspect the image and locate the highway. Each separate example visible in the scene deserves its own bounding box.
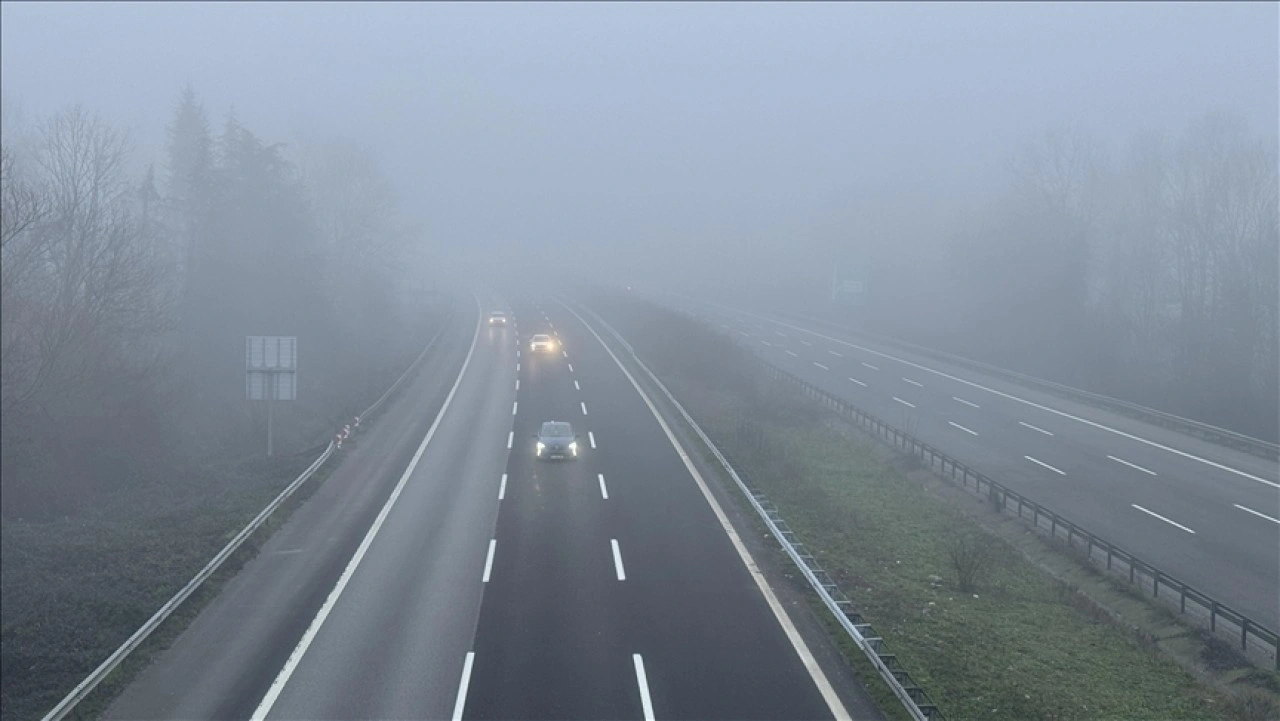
[103,292,874,720]
[649,293,1280,630]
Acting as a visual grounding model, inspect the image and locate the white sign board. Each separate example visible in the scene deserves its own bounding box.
[246,336,297,401]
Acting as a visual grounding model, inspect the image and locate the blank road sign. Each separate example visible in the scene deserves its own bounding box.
[246,336,297,371]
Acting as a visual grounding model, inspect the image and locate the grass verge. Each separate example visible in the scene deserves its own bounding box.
[587,288,1278,721]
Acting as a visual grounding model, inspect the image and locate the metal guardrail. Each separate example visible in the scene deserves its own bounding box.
[41,305,457,721]
[571,301,943,721]
[773,309,1280,462]
[756,359,1280,671]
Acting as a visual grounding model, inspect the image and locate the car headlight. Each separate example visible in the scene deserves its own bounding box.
[569,441,578,456]
[536,441,545,455]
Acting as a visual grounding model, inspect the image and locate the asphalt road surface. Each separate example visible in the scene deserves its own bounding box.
[103,291,875,721]
[653,292,1280,629]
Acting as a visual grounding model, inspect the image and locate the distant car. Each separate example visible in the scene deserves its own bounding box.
[488,311,508,326]
[530,333,556,353]
[534,421,579,460]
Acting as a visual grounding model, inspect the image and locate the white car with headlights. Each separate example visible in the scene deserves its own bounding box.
[530,333,557,353]
[534,421,579,460]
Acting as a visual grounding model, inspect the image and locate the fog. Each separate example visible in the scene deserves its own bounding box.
[1,1,1277,517]
[4,2,1274,280]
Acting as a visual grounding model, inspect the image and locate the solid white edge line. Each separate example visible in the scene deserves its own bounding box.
[948,421,978,436]
[902,378,923,387]
[633,654,656,721]
[1019,420,1054,436]
[848,377,867,387]
[1132,504,1196,534]
[588,431,597,449]
[611,538,626,580]
[1107,455,1157,476]
[482,539,496,582]
[250,297,483,720]
[1234,504,1280,525]
[581,401,589,416]
[560,301,850,721]
[953,396,980,409]
[498,473,507,500]
[506,431,513,449]
[712,305,1278,489]
[598,473,609,499]
[813,362,829,370]
[451,652,475,721]
[892,396,915,408]
[1025,455,1066,475]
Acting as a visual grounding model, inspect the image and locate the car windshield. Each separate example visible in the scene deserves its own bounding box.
[532,334,550,341]
[541,423,573,438]
[490,311,504,317]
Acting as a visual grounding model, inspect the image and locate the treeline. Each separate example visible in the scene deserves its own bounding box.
[854,112,1278,440]
[0,87,435,517]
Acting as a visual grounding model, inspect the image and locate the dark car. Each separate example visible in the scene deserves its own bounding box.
[534,421,579,460]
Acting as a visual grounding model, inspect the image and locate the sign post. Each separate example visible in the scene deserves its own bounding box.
[246,336,297,456]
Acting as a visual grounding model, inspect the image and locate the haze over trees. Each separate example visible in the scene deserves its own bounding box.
[0,87,435,517]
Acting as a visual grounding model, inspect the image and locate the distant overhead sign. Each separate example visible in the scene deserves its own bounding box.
[831,267,865,307]
[246,336,297,401]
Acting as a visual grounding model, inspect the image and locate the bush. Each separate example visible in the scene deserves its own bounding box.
[949,525,998,592]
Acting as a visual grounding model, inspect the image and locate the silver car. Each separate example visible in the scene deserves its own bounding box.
[534,421,579,460]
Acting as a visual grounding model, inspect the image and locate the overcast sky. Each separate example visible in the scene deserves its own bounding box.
[2,2,1276,279]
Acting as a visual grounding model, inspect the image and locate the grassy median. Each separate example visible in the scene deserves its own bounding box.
[588,289,1277,721]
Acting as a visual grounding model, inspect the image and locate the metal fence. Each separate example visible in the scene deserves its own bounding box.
[759,361,1280,671]
[776,310,1279,462]
[568,300,944,721]
[41,305,459,721]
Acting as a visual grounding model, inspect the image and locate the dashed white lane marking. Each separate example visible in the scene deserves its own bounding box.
[516,349,520,358]
[785,350,799,358]
[861,362,879,370]
[1019,421,1054,436]
[1234,504,1280,525]
[515,379,519,390]
[828,350,843,357]
[761,339,774,347]
[506,431,513,449]
[553,330,559,337]
[902,377,923,387]
[800,340,813,346]
[588,431,597,449]
[775,330,787,337]
[562,350,569,358]
[598,473,609,499]
[719,324,731,330]
[611,539,626,580]
[1025,455,1065,475]
[949,421,979,436]
[848,377,867,387]
[482,539,496,581]
[516,362,520,372]
[953,396,979,408]
[512,401,518,416]
[451,652,475,721]
[562,300,850,721]
[1132,504,1196,534]
[813,362,829,370]
[568,363,575,372]
[633,654,655,721]
[581,401,589,416]
[574,380,581,390]
[738,330,751,337]
[723,308,1280,490]
[250,301,484,721]
[498,473,507,500]
[892,396,915,408]
[1108,455,1157,476]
